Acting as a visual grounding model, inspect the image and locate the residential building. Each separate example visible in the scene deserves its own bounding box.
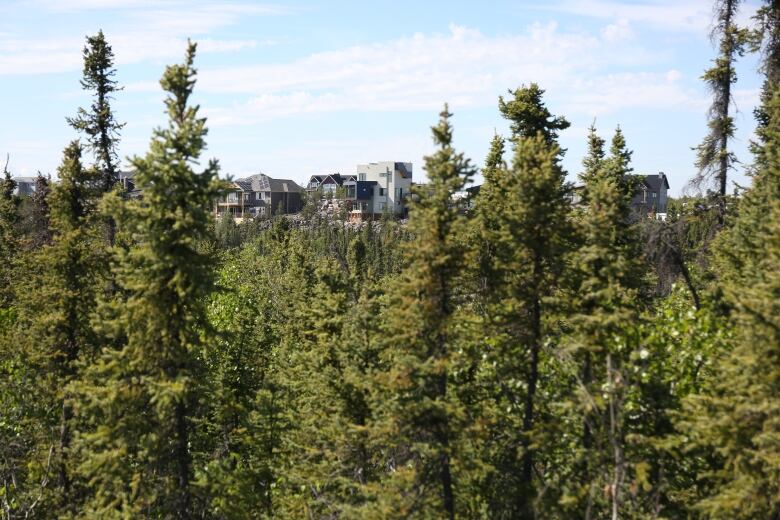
[13,176,36,196]
[630,172,669,215]
[306,161,413,220]
[215,173,304,220]
[469,171,669,217]
[356,161,413,216]
[118,170,142,198]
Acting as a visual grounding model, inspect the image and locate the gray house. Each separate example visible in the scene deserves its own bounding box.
[13,177,36,197]
[215,173,304,220]
[630,172,669,214]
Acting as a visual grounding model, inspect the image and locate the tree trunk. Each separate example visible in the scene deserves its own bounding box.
[717,0,736,223]
[174,401,192,519]
[608,354,624,520]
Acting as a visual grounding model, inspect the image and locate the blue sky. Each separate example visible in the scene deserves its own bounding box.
[0,0,766,195]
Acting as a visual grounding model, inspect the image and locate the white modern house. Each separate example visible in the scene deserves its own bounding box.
[355,161,413,216]
[306,161,413,220]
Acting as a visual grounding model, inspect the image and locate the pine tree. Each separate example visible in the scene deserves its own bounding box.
[692,0,748,210]
[370,106,474,518]
[681,89,780,519]
[67,30,124,247]
[580,124,606,190]
[72,41,222,518]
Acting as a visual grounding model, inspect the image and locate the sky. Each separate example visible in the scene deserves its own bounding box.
[0,0,768,195]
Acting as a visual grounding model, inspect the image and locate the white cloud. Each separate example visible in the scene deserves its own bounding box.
[184,23,700,126]
[538,0,712,34]
[29,0,290,15]
[0,1,288,75]
[561,71,703,116]
[602,19,633,43]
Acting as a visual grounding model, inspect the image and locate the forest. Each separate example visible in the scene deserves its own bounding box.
[2,0,780,518]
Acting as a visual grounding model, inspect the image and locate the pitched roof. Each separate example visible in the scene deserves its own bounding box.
[641,173,670,191]
[233,173,304,193]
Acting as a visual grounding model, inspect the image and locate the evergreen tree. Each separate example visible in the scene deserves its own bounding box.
[72,42,222,517]
[555,126,645,518]
[0,162,18,308]
[370,106,475,518]
[471,134,506,297]
[752,0,780,139]
[15,142,100,513]
[67,30,124,247]
[681,90,780,519]
[470,85,571,518]
[30,173,52,247]
[474,139,571,518]
[498,83,570,145]
[692,0,747,210]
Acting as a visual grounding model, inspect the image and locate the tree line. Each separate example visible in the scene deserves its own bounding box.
[2,0,780,517]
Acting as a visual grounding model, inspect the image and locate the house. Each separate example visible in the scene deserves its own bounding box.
[465,171,669,218]
[306,161,413,220]
[630,172,669,215]
[215,173,304,220]
[13,177,36,196]
[118,170,142,198]
[356,161,413,216]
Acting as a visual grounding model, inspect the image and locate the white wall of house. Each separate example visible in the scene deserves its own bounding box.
[356,161,413,215]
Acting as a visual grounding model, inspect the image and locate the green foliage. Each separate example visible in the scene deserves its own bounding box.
[4,16,780,519]
[692,0,749,201]
[71,41,222,517]
[367,106,476,519]
[558,125,646,518]
[472,128,572,517]
[498,83,570,145]
[67,30,124,191]
[679,89,780,519]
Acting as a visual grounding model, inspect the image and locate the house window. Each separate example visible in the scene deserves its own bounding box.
[244,193,250,201]
[379,187,385,196]
[358,173,366,181]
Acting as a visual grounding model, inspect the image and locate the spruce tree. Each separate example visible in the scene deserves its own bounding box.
[67,30,124,247]
[566,126,644,518]
[752,0,780,140]
[498,83,570,145]
[484,135,571,519]
[0,163,18,308]
[14,142,100,513]
[681,89,780,519]
[370,106,474,518]
[72,41,222,517]
[27,173,52,248]
[470,85,572,518]
[692,0,747,209]
[472,134,506,297]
